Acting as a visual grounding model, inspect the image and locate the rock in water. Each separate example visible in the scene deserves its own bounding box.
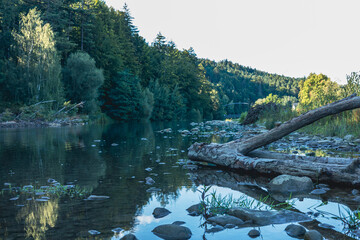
[86,195,110,200]
[304,230,323,240]
[152,207,171,218]
[172,221,186,226]
[111,227,123,234]
[228,208,312,226]
[205,225,225,233]
[145,177,155,185]
[186,203,205,216]
[88,230,101,235]
[310,189,327,195]
[207,215,244,226]
[248,229,260,238]
[285,224,306,238]
[121,233,138,240]
[269,174,313,193]
[152,224,192,240]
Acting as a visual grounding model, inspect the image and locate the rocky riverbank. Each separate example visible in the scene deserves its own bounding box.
[0,118,86,128]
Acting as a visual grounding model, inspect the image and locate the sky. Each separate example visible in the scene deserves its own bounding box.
[105,0,360,84]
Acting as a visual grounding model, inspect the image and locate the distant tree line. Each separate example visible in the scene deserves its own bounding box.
[0,0,302,121]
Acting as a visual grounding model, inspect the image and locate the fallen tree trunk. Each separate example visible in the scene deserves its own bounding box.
[188,94,360,185]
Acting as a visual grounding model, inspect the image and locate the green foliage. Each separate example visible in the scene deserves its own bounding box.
[63,51,104,114]
[344,72,360,97]
[237,111,248,124]
[298,73,342,112]
[12,8,63,108]
[0,0,310,122]
[102,71,143,121]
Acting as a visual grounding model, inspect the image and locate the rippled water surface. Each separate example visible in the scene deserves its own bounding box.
[0,121,359,240]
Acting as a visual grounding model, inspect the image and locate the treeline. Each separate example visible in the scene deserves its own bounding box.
[0,0,301,122]
[201,59,302,115]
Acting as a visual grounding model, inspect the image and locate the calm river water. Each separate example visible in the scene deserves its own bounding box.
[0,121,358,240]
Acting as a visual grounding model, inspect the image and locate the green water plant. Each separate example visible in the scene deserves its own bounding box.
[197,185,295,218]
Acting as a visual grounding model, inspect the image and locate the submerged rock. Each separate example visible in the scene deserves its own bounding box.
[111,227,124,234]
[310,189,327,195]
[152,207,171,218]
[248,229,260,238]
[172,221,186,226]
[228,208,312,226]
[205,225,225,233]
[86,195,110,200]
[186,203,204,216]
[317,223,335,229]
[285,224,306,238]
[304,230,323,240]
[88,230,101,235]
[145,177,155,185]
[120,233,138,240]
[207,215,244,227]
[152,224,192,240]
[269,175,313,193]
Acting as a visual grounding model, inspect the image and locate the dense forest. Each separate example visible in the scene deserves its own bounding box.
[0,0,303,122]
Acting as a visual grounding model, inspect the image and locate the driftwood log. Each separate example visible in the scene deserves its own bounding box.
[188,94,360,185]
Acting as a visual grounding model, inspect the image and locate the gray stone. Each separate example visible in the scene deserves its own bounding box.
[172,221,186,226]
[310,189,327,195]
[344,134,354,141]
[224,223,235,229]
[304,230,323,240]
[145,177,155,185]
[318,223,335,229]
[352,189,359,195]
[186,203,204,216]
[285,224,306,238]
[152,224,192,240]
[248,229,260,238]
[269,175,313,193]
[205,225,225,233]
[86,195,110,200]
[152,207,171,219]
[111,227,123,234]
[121,234,138,240]
[88,230,101,235]
[207,215,244,226]
[228,208,312,226]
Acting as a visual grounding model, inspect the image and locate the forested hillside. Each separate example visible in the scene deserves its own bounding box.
[0,0,302,122]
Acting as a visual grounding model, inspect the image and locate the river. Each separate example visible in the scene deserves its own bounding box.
[0,121,358,240]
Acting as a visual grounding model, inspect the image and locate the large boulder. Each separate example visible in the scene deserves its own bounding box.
[269,174,313,193]
[228,208,311,226]
[207,215,244,227]
[152,224,192,240]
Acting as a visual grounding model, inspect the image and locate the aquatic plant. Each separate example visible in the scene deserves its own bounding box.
[196,185,295,218]
[1,182,90,199]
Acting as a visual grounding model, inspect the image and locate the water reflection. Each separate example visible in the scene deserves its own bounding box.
[16,199,59,240]
[0,121,195,239]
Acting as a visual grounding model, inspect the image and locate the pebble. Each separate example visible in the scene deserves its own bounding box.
[248,229,261,238]
[88,230,101,235]
[111,227,123,234]
[310,189,327,195]
[318,223,335,229]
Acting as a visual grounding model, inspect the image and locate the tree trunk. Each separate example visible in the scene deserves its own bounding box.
[188,94,360,185]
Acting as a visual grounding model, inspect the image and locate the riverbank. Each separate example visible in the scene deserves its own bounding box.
[0,117,87,128]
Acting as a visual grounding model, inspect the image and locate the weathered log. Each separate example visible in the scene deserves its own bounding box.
[188,94,360,185]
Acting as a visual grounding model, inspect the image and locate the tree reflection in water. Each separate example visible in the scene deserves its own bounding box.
[16,199,59,240]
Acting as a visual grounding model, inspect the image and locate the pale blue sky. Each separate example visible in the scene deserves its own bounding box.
[105,0,360,84]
